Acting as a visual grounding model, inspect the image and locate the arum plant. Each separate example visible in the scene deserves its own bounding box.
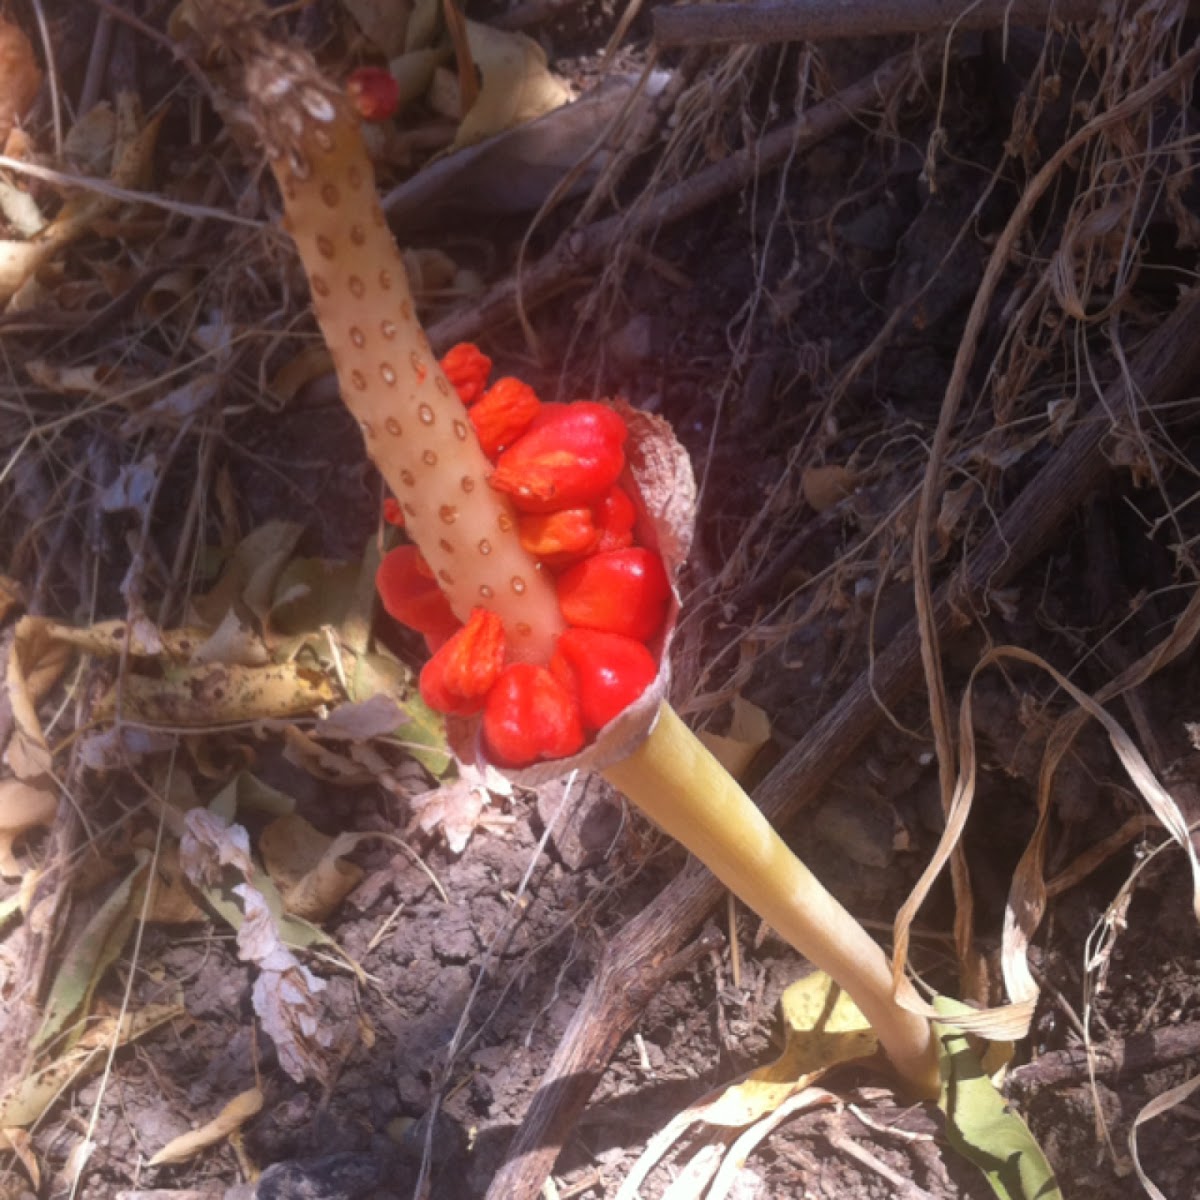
[222,22,938,1096]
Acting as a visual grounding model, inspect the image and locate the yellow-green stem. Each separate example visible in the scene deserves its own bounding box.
[602,702,939,1097]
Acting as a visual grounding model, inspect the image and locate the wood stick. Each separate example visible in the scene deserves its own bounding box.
[483,287,1200,1200]
[654,0,1106,49]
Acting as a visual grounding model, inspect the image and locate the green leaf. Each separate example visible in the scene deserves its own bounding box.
[935,996,1062,1200]
[350,650,451,777]
[208,770,297,824]
[34,856,151,1053]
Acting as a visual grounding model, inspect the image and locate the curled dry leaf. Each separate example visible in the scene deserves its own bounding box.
[236,883,334,1083]
[452,21,571,150]
[698,696,772,779]
[0,778,57,877]
[0,15,41,150]
[148,1086,264,1166]
[5,617,73,779]
[342,0,412,58]
[260,815,365,923]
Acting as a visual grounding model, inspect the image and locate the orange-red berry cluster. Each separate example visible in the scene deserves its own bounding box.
[376,344,670,767]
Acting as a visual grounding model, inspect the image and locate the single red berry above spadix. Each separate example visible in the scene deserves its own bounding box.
[441,343,493,406]
[489,403,628,513]
[346,67,401,122]
[557,547,670,642]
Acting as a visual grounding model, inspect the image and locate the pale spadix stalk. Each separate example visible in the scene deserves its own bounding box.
[238,38,937,1097]
[245,44,564,665]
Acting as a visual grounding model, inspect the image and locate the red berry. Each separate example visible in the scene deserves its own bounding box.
[376,545,460,641]
[469,377,541,458]
[593,485,636,553]
[483,663,585,766]
[420,608,506,716]
[489,403,627,513]
[346,67,400,122]
[550,628,657,731]
[518,507,599,564]
[557,547,670,641]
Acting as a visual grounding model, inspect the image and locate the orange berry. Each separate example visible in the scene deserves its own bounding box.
[557,547,670,641]
[420,608,506,716]
[469,377,541,458]
[550,628,657,731]
[440,343,492,406]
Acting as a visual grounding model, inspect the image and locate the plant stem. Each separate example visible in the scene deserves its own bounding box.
[603,701,939,1097]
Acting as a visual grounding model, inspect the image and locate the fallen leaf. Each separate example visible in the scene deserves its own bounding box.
[148,1087,264,1166]
[190,610,271,667]
[260,815,365,922]
[237,883,334,1083]
[33,856,151,1053]
[452,21,571,150]
[801,463,856,512]
[0,778,57,877]
[0,1005,180,1130]
[5,617,73,778]
[99,454,159,516]
[699,696,771,779]
[313,695,409,741]
[703,973,876,1127]
[0,16,41,150]
[190,520,304,629]
[93,661,338,727]
[935,995,1062,1200]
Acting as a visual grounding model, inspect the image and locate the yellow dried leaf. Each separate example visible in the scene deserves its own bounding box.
[702,973,875,1127]
[698,696,771,779]
[801,463,855,512]
[452,22,571,150]
[260,815,365,923]
[0,1005,181,1130]
[148,1087,264,1166]
[5,617,72,779]
[0,778,57,877]
[93,662,338,727]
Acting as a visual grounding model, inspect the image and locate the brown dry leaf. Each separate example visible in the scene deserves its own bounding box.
[0,778,57,878]
[189,520,304,628]
[452,21,571,150]
[63,102,116,174]
[237,883,334,1083]
[147,1086,264,1166]
[0,101,164,306]
[0,16,40,150]
[145,840,205,925]
[260,815,364,922]
[268,343,334,405]
[190,610,271,667]
[801,463,856,512]
[0,1124,39,1188]
[698,696,771,779]
[0,575,24,622]
[408,762,509,853]
[5,617,73,779]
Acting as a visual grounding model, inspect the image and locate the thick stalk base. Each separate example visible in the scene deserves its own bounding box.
[602,702,939,1097]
